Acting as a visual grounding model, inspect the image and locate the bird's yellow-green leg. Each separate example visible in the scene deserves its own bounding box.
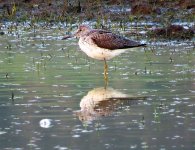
[104,58,108,82]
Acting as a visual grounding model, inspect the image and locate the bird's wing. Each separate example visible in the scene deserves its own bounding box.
[88,30,144,50]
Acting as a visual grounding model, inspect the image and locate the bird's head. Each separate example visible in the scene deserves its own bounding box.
[62,25,91,40]
[74,25,91,38]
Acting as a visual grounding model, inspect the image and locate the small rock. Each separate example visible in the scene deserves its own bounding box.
[177,0,195,9]
[0,31,5,35]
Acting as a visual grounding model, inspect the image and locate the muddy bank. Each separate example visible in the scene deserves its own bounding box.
[0,0,194,40]
[149,25,194,40]
[0,0,194,21]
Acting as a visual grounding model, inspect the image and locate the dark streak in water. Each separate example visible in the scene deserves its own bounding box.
[11,91,14,101]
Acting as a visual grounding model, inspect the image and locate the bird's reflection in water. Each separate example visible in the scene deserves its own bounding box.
[75,87,146,123]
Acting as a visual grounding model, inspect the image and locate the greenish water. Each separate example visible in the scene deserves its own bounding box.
[0,23,195,150]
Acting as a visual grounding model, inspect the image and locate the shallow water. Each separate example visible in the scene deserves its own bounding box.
[0,23,195,150]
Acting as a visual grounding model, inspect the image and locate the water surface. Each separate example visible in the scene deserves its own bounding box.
[0,23,194,150]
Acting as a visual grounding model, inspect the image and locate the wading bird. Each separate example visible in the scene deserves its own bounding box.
[62,25,146,81]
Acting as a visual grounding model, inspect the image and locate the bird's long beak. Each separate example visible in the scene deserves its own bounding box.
[62,29,79,40]
[61,34,73,40]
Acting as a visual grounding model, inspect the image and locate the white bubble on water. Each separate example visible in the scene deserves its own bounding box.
[39,119,53,128]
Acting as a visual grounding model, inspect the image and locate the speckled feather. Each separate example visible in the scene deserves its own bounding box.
[85,29,145,50]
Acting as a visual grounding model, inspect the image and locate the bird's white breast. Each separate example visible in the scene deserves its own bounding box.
[78,37,126,61]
